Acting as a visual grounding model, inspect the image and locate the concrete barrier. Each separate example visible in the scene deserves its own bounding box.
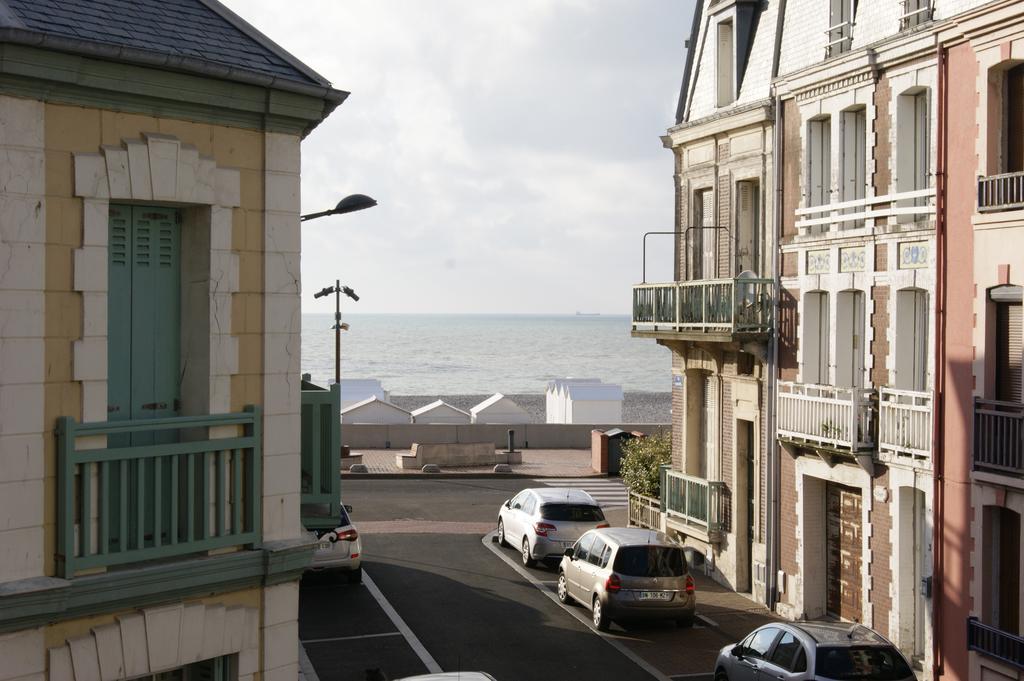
[396,442,523,469]
[342,423,668,449]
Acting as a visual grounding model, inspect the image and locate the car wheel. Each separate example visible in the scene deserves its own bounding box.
[676,614,694,628]
[714,670,729,681]
[497,519,508,547]
[557,571,574,605]
[521,538,536,567]
[347,566,362,584]
[592,596,609,631]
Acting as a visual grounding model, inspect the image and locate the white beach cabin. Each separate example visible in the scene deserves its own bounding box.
[546,378,601,423]
[564,382,623,424]
[410,400,471,425]
[340,396,411,424]
[470,393,530,424]
[339,378,389,410]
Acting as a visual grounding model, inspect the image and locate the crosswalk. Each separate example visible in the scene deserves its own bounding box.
[531,477,629,509]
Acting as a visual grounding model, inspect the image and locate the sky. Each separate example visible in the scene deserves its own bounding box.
[220,1,695,314]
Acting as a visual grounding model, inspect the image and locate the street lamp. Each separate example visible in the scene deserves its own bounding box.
[313,282,359,386]
[300,194,377,222]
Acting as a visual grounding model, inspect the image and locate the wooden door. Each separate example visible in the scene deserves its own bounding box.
[827,482,863,621]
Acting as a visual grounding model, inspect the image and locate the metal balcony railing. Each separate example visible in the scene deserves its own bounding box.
[660,466,725,542]
[777,382,876,451]
[974,398,1024,477]
[968,617,1024,670]
[56,408,262,578]
[978,171,1024,212]
[632,278,773,335]
[878,388,933,469]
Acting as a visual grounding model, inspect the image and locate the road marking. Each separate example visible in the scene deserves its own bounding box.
[298,644,319,681]
[363,570,443,674]
[669,674,714,680]
[302,631,405,644]
[483,531,673,681]
[530,478,629,508]
[697,614,718,628]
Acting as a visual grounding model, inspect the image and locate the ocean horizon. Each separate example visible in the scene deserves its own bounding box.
[300,312,672,395]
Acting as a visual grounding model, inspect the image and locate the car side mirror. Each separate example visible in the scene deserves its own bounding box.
[563,547,574,558]
[344,504,353,513]
[731,647,744,659]
[503,499,510,508]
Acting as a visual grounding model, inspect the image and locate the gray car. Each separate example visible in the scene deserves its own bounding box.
[557,527,696,631]
[714,621,916,681]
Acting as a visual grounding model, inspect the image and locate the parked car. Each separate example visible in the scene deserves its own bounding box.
[307,503,362,583]
[714,621,916,681]
[393,674,497,681]
[557,527,696,631]
[496,488,608,567]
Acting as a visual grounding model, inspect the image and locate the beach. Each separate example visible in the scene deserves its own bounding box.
[387,392,671,424]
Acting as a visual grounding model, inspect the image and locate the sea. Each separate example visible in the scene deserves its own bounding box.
[300,313,672,395]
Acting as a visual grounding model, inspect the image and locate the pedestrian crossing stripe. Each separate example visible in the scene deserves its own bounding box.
[530,478,628,508]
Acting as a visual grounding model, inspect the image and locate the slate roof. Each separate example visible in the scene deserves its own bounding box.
[0,0,329,87]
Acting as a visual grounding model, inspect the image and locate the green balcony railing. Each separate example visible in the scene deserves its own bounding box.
[301,382,341,528]
[659,465,725,542]
[56,408,262,578]
[632,277,773,335]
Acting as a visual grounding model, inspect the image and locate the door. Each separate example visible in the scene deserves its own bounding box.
[701,376,716,479]
[827,482,863,621]
[803,291,830,384]
[735,181,759,275]
[895,289,929,391]
[742,420,755,593]
[107,205,182,426]
[835,290,865,389]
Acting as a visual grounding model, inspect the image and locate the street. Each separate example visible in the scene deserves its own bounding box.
[299,478,778,681]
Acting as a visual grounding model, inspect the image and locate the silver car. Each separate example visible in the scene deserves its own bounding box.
[714,621,916,681]
[306,504,362,583]
[496,488,608,567]
[557,527,696,631]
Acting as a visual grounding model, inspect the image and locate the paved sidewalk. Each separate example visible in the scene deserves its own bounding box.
[343,447,601,477]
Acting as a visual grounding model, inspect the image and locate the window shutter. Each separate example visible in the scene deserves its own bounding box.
[997,303,1022,402]
[702,189,716,278]
[717,21,734,107]
[736,181,757,274]
[702,375,717,479]
[914,93,929,192]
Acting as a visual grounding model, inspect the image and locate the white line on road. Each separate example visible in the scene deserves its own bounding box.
[482,531,674,681]
[697,614,718,628]
[298,644,319,681]
[363,570,443,674]
[302,631,405,644]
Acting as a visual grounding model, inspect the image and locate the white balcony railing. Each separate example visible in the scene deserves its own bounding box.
[877,388,933,469]
[632,278,773,335]
[627,490,662,531]
[899,0,931,29]
[978,171,1024,212]
[794,188,935,235]
[777,382,876,451]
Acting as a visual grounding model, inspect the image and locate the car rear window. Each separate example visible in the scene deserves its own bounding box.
[540,504,604,521]
[815,646,913,680]
[613,545,688,577]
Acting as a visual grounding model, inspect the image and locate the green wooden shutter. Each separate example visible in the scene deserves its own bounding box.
[107,205,132,424]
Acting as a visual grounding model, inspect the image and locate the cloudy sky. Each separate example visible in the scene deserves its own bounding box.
[221,1,694,314]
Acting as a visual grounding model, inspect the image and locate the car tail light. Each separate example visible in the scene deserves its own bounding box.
[685,575,695,594]
[336,529,359,542]
[605,573,621,592]
[534,522,556,537]
[596,522,610,529]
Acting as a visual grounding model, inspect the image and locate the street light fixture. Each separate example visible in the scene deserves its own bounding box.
[314,282,359,386]
[301,194,377,222]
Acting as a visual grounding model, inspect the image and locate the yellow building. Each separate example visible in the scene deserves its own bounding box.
[0,1,345,679]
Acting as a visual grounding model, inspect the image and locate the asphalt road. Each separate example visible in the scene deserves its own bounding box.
[299,477,738,681]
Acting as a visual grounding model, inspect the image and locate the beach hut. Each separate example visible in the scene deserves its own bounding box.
[339,378,389,409]
[340,396,411,424]
[410,400,471,425]
[546,378,601,423]
[564,382,623,424]
[470,393,530,424]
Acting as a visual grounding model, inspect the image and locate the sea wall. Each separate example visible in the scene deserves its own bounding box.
[341,423,669,449]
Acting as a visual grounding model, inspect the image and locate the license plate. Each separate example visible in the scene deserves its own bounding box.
[318,542,332,551]
[638,591,672,601]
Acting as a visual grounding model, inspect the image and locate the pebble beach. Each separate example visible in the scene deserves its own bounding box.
[387,392,671,424]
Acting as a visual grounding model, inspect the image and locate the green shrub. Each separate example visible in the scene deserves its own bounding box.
[619,431,672,497]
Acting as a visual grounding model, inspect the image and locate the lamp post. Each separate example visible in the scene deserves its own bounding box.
[302,193,376,386]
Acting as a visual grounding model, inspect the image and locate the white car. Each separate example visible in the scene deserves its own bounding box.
[496,488,608,567]
[307,504,362,583]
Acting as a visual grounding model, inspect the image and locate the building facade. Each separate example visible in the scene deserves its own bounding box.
[632,0,778,605]
[0,1,343,679]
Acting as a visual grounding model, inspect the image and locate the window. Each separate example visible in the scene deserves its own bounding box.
[574,533,596,562]
[1005,64,1024,174]
[815,646,914,680]
[540,504,605,522]
[717,19,735,107]
[895,289,928,391]
[982,506,1021,634]
[613,546,688,577]
[803,291,830,385]
[521,494,536,516]
[588,537,608,566]
[808,117,833,215]
[827,0,856,56]
[836,290,865,389]
[992,286,1023,402]
[900,0,931,29]
[741,627,781,659]
[768,632,808,672]
[841,108,866,227]
[510,493,524,510]
[735,180,760,274]
[692,189,717,279]
[897,90,930,215]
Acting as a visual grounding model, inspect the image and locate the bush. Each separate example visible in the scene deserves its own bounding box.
[618,431,671,497]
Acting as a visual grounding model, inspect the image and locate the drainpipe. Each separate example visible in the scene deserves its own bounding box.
[931,41,948,680]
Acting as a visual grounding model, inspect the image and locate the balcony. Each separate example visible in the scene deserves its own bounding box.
[627,490,661,531]
[974,398,1024,478]
[660,466,726,543]
[632,277,773,342]
[978,171,1024,212]
[795,188,935,236]
[968,617,1024,671]
[877,388,933,470]
[777,382,876,454]
[56,409,262,579]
